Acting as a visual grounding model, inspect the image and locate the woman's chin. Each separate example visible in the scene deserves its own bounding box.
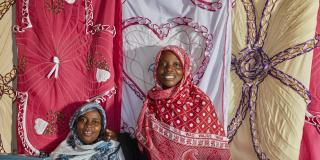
[80,137,97,145]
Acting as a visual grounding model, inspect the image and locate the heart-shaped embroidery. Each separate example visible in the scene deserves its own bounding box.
[65,0,76,4]
[123,17,213,99]
[34,118,49,135]
[191,0,222,11]
[96,68,111,82]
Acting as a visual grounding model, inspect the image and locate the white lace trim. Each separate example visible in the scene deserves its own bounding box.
[17,91,40,155]
[86,86,117,103]
[84,0,116,36]
[13,0,32,32]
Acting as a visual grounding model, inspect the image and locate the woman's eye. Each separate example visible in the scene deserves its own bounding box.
[92,120,100,125]
[78,117,86,123]
[174,62,181,68]
[159,63,166,67]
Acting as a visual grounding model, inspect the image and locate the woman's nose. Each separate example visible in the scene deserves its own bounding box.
[85,122,93,128]
[165,64,174,72]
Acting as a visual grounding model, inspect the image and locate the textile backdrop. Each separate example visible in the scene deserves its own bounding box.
[121,0,232,135]
[0,0,16,154]
[14,0,122,155]
[228,0,319,159]
[299,2,320,160]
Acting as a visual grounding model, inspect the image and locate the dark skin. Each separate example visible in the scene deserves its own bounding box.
[105,129,118,141]
[76,110,102,144]
[157,50,183,89]
[76,110,118,145]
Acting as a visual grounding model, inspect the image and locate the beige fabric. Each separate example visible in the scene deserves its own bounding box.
[229,0,318,159]
[0,0,15,153]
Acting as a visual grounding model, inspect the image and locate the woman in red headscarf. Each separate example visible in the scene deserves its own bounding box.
[136,45,230,160]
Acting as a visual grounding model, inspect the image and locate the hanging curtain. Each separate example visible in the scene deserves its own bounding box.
[228,0,319,159]
[14,0,122,155]
[299,3,320,160]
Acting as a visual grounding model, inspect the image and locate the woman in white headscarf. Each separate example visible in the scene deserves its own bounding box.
[50,102,125,160]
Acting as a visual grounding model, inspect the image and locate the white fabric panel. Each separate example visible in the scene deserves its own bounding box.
[121,0,232,133]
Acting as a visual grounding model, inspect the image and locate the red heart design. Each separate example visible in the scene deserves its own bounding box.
[191,0,223,11]
[123,17,213,99]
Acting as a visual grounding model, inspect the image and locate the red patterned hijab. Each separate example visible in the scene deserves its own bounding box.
[148,45,191,100]
[136,45,230,160]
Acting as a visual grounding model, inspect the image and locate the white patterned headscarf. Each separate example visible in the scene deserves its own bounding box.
[50,102,125,160]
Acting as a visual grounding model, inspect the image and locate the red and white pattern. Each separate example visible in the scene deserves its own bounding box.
[16,92,39,155]
[137,110,228,148]
[190,0,222,11]
[136,45,230,159]
[84,0,116,36]
[15,0,122,154]
[148,84,224,134]
[13,0,32,32]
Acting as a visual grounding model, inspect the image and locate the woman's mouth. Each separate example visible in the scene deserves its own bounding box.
[163,75,175,80]
[83,130,93,136]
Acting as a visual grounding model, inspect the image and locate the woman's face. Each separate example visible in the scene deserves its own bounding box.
[76,110,102,144]
[157,50,183,89]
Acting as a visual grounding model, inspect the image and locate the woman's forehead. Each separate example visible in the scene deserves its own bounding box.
[80,109,101,119]
[159,50,182,62]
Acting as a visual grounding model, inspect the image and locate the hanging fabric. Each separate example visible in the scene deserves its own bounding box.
[121,0,232,137]
[14,0,122,155]
[228,0,319,159]
[0,0,16,153]
[299,3,320,160]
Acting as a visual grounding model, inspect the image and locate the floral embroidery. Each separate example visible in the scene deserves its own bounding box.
[86,52,110,71]
[43,111,66,135]
[18,56,26,74]
[44,0,64,14]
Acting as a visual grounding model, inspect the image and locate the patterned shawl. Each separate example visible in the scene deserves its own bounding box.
[50,103,124,160]
[136,45,230,160]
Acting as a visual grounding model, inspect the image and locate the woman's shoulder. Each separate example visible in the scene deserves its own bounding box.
[189,85,212,102]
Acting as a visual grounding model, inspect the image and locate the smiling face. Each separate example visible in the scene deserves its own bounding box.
[156,50,183,89]
[76,110,102,145]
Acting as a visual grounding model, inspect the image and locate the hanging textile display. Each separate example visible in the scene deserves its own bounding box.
[228,0,319,159]
[14,0,122,155]
[121,0,232,136]
[299,4,320,160]
[0,0,16,153]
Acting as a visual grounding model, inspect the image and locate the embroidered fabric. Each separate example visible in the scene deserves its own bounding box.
[136,45,230,160]
[228,0,319,159]
[14,0,122,154]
